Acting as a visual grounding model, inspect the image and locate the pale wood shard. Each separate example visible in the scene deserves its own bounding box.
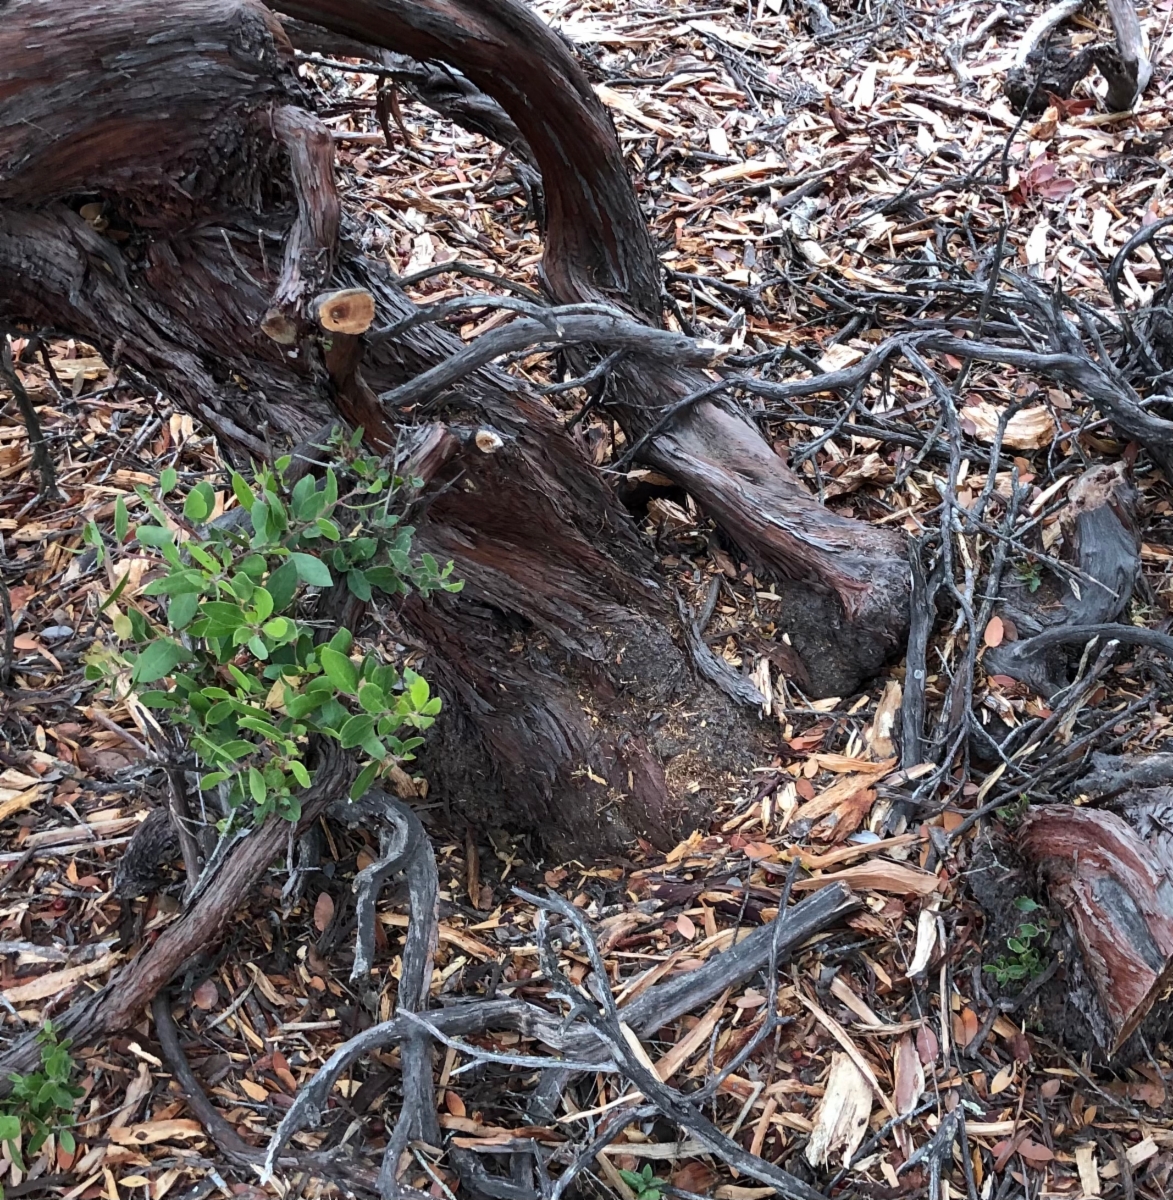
[315,287,377,334]
[804,1052,873,1168]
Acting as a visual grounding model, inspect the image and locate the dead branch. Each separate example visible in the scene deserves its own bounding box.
[1,335,59,500]
[376,310,720,410]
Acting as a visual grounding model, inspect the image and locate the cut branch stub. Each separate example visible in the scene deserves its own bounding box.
[1019,804,1173,1054]
[316,287,376,334]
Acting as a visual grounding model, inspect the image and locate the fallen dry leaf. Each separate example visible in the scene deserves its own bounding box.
[984,615,1005,648]
[313,892,335,933]
[192,979,218,1011]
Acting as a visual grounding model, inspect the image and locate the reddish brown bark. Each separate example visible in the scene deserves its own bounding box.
[1020,805,1173,1053]
[277,0,911,693]
[0,0,907,852]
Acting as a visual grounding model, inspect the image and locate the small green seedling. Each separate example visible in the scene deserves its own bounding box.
[618,1164,667,1200]
[1015,560,1043,593]
[85,430,461,828]
[0,1021,83,1182]
[984,897,1050,986]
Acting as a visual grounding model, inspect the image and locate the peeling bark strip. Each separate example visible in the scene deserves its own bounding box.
[1020,805,1173,1053]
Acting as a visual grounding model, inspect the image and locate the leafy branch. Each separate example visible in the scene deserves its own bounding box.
[84,431,461,828]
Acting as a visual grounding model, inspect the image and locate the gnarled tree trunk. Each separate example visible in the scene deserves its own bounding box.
[1,0,910,854]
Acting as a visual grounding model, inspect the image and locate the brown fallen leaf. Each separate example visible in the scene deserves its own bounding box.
[893,1034,925,1114]
[239,1078,269,1103]
[672,1162,718,1194]
[110,1120,205,1145]
[192,979,218,1011]
[984,615,1005,648]
[961,402,1056,449]
[313,891,334,933]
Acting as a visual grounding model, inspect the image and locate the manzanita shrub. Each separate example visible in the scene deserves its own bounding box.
[84,430,460,829]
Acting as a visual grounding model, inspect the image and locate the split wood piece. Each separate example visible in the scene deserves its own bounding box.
[985,463,1140,695]
[1019,805,1173,1054]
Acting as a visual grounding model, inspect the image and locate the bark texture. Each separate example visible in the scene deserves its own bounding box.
[1,0,910,850]
[1020,805,1173,1054]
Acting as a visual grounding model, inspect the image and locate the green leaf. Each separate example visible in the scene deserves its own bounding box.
[286,692,327,719]
[204,701,235,726]
[132,639,191,684]
[248,767,267,806]
[142,569,204,597]
[183,484,211,523]
[248,635,269,661]
[169,591,200,630]
[252,587,274,623]
[339,713,376,750]
[358,683,387,713]
[409,674,430,709]
[365,566,402,594]
[0,1114,21,1141]
[619,1171,644,1189]
[315,517,341,541]
[267,559,299,613]
[114,496,129,543]
[318,647,359,695]
[159,466,178,494]
[136,524,175,550]
[263,617,290,640]
[200,771,230,790]
[346,569,372,602]
[350,760,380,800]
[290,553,333,587]
[59,1128,76,1154]
[289,760,311,787]
[138,691,180,709]
[280,795,302,823]
[198,600,247,631]
[231,471,255,512]
[328,628,353,654]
